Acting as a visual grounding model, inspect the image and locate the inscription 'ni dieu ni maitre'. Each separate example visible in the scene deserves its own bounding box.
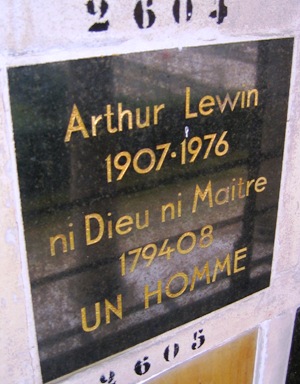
[8,38,293,382]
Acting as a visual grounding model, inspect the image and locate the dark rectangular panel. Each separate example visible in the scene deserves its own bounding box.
[8,38,293,382]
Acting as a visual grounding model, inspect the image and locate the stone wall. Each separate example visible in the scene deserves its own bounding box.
[1,1,300,383]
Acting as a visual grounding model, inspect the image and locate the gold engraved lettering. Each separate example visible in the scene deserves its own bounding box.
[190,263,211,291]
[192,176,268,211]
[185,87,198,119]
[105,295,123,324]
[153,104,165,125]
[49,223,75,256]
[69,223,75,251]
[136,107,150,128]
[212,253,231,282]
[254,176,267,193]
[199,95,215,116]
[115,215,134,235]
[215,92,241,113]
[91,115,103,136]
[136,209,149,230]
[143,247,247,308]
[247,89,259,107]
[66,102,164,141]
[192,181,213,212]
[231,178,236,200]
[49,234,68,256]
[234,247,247,273]
[246,179,255,195]
[107,212,113,238]
[81,302,101,332]
[237,178,246,198]
[104,104,118,133]
[161,193,182,222]
[133,149,156,174]
[144,280,162,309]
[241,90,246,108]
[64,104,89,142]
[85,210,149,245]
[165,272,189,298]
[81,295,123,333]
[215,187,229,205]
[118,103,133,131]
[85,213,105,245]
[161,202,175,222]
[184,87,259,120]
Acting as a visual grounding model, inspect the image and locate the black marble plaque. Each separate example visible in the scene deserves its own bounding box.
[9,39,293,382]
